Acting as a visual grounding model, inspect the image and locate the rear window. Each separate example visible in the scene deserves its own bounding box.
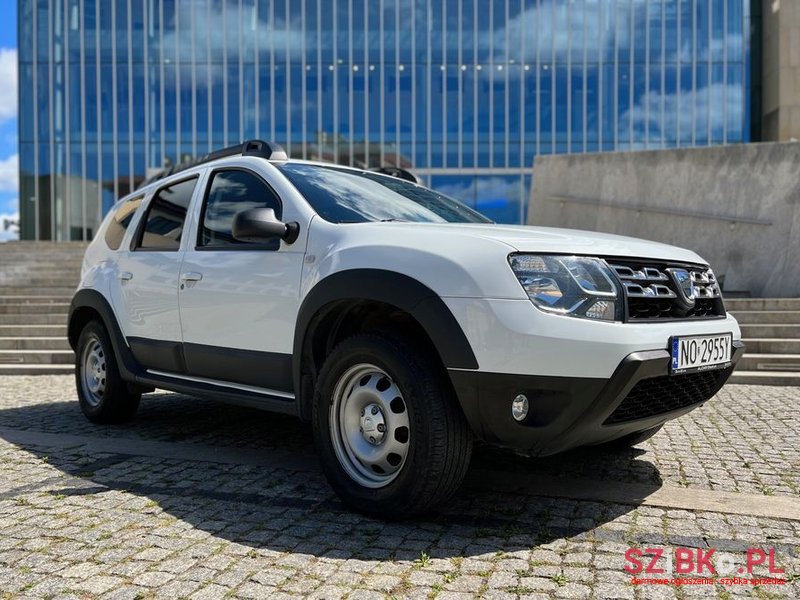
[104,196,143,250]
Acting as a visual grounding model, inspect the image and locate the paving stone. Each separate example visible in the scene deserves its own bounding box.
[0,377,798,600]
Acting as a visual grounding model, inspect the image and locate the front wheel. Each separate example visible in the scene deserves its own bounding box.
[312,333,473,518]
[75,320,140,423]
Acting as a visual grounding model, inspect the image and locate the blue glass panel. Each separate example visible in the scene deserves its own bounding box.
[679,0,693,64]
[695,0,710,62]
[615,0,631,63]
[678,64,693,145]
[601,0,616,63]
[555,65,568,146]
[726,64,743,141]
[20,0,34,63]
[195,67,210,143]
[130,0,145,64]
[648,0,663,63]
[632,63,646,146]
[66,0,82,61]
[617,63,631,148]
[570,66,583,153]
[115,62,130,142]
[663,64,678,145]
[83,63,101,141]
[461,0,475,60]
[585,66,599,144]
[444,0,460,65]
[709,63,724,143]
[539,66,553,154]
[113,0,128,63]
[20,64,35,143]
[633,0,648,64]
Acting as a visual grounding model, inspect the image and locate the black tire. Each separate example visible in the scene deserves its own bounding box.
[75,320,141,423]
[601,425,663,450]
[312,333,473,518]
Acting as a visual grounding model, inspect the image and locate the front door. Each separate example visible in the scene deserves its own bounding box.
[177,167,305,393]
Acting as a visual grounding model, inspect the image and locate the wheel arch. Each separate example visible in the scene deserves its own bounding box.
[68,289,142,381]
[293,269,478,421]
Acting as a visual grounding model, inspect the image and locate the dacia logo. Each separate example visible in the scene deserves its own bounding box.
[667,268,696,307]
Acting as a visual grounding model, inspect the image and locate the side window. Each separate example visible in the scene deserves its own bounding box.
[199,169,282,248]
[104,195,143,250]
[136,177,198,251]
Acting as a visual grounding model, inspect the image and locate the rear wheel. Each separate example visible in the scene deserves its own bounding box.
[75,321,140,423]
[312,333,472,518]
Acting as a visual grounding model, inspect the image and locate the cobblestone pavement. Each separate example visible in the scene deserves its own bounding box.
[0,376,798,599]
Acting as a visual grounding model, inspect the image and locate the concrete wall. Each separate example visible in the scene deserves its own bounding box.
[762,0,800,140]
[528,143,800,297]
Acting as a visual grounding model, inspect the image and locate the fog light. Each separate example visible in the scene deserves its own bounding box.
[511,394,529,422]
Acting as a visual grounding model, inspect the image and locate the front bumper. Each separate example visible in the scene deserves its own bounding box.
[449,340,745,456]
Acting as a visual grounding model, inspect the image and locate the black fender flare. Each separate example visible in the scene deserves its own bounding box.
[292,269,479,416]
[68,288,144,382]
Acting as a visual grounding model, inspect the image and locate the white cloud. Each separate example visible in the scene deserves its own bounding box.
[622,83,744,141]
[0,153,18,193]
[0,49,17,125]
[0,210,19,242]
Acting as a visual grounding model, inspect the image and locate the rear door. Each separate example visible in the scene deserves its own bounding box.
[109,175,201,374]
[177,165,306,393]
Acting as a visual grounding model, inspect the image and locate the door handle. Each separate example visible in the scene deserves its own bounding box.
[180,272,203,283]
[118,271,133,281]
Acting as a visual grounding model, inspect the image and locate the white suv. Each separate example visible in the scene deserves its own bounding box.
[69,140,744,517]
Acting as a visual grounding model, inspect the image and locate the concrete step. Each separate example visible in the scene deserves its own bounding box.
[0,337,71,350]
[726,298,800,311]
[2,279,80,286]
[729,310,800,324]
[738,354,800,372]
[0,287,76,296]
[728,370,800,386]
[0,325,67,337]
[742,338,800,354]
[0,349,74,365]
[0,364,74,375]
[0,303,70,314]
[0,295,72,304]
[0,314,67,325]
[738,324,800,338]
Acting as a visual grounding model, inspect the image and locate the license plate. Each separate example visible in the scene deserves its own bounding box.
[670,333,733,375]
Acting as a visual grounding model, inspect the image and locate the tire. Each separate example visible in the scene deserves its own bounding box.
[312,333,473,518]
[601,425,663,450]
[75,320,141,423]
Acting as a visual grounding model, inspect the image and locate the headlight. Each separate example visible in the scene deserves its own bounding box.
[508,254,621,321]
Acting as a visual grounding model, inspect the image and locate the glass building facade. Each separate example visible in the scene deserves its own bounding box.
[18,0,751,240]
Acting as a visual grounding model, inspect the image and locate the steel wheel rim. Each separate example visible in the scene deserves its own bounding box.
[329,363,411,488]
[81,336,107,407]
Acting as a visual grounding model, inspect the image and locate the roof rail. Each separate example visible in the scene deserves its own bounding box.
[138,140,288,188]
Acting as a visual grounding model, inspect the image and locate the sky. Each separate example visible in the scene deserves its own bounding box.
[0,1,16,241]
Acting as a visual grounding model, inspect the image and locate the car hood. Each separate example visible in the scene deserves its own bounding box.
[373,222,708,264]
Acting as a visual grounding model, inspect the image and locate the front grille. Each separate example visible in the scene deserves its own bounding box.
[607,260,726,321]
[603,371,725,425]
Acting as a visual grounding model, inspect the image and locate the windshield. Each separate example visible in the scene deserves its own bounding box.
[278,163,492,224]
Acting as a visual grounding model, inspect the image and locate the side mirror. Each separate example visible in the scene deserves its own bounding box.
[232,208,299,245]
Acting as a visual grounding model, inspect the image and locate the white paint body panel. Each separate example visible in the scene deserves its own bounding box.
[443,297,741,378]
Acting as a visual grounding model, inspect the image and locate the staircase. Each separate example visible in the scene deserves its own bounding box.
[727,298,800,386]
[0,242,798,384]
[0,241,87,375]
